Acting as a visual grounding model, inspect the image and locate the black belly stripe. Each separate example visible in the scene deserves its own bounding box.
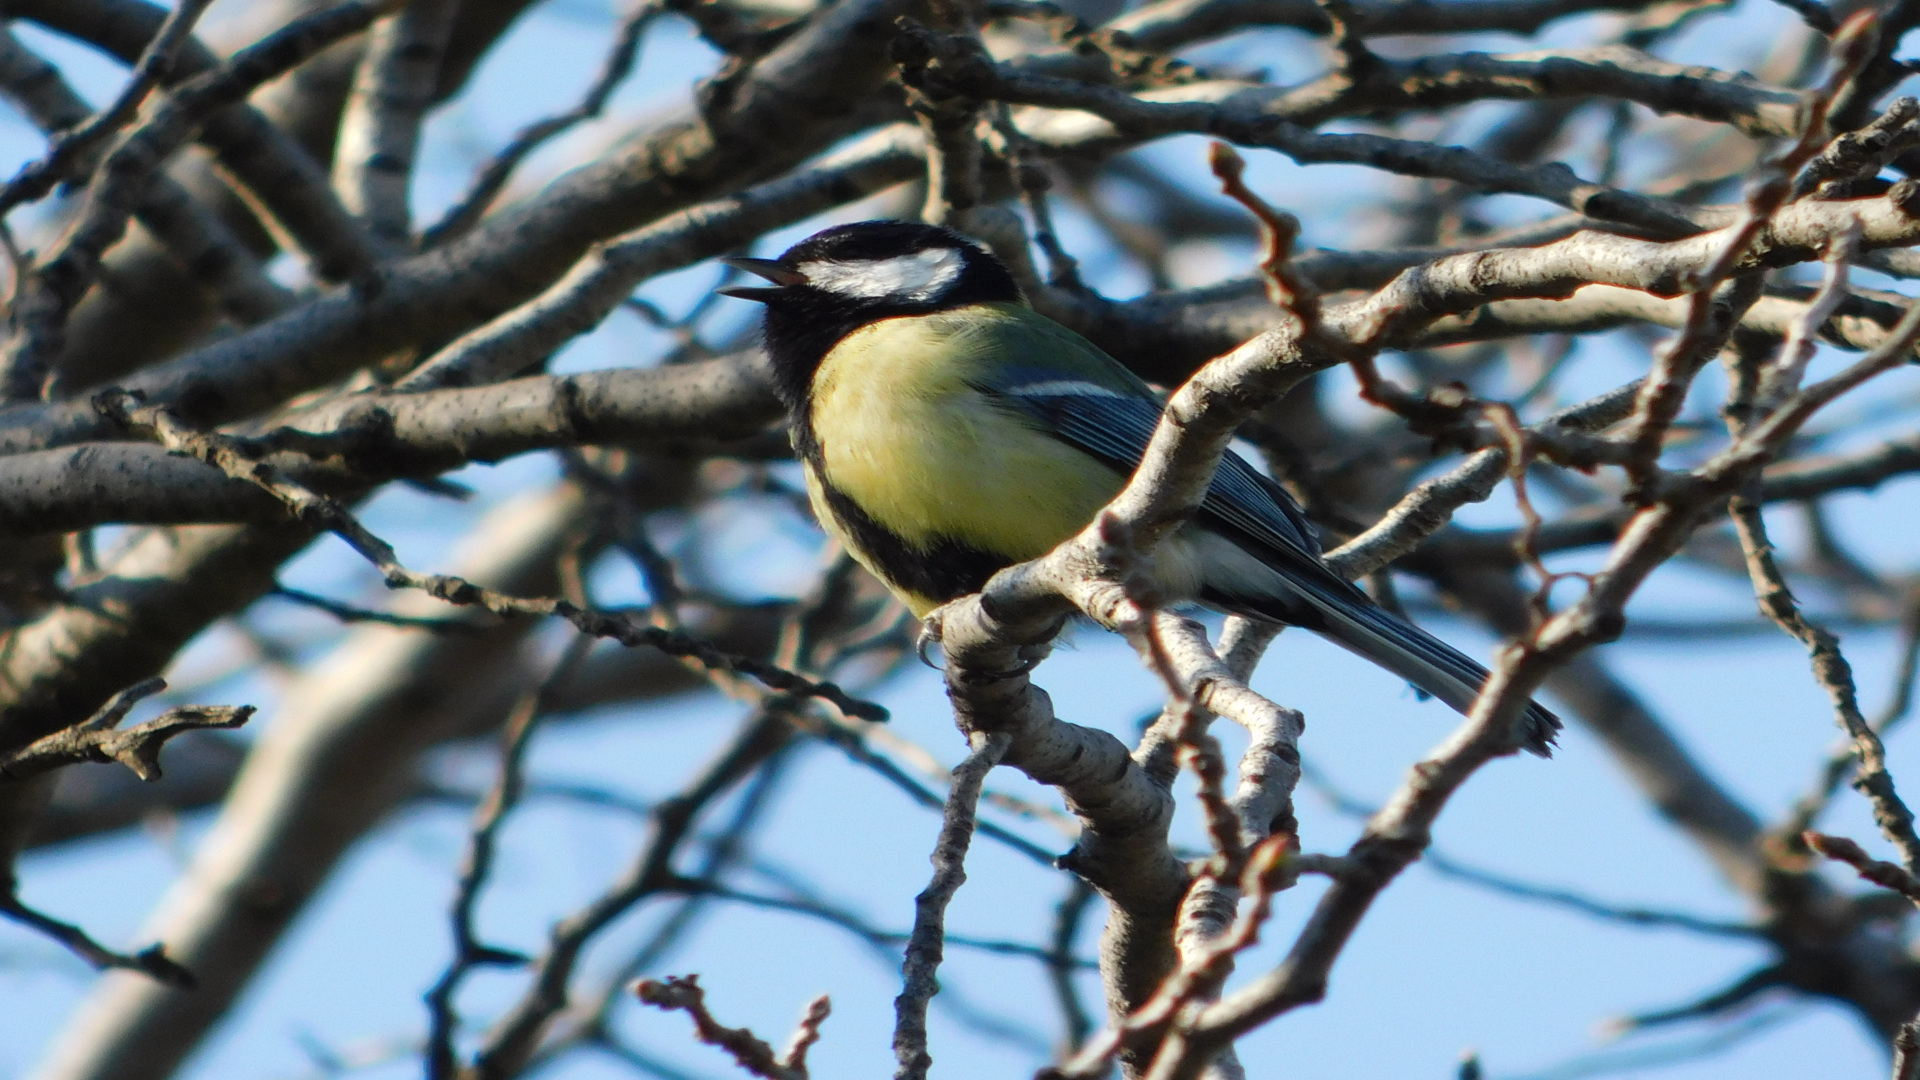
[810,471,1009,604]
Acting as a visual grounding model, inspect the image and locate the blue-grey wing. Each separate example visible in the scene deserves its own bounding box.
[977,368,1562,754]
[978,368,1333,574]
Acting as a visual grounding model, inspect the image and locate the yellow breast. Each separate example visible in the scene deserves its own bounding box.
[805,306,1127,611]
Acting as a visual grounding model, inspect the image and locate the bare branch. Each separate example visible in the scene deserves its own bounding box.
[425,634,594,1080]
[11,0,381,284]
[675,879,1099,966]
[1609,964,1785,1033]
[1794,97,1920,199]
[1046,836,1294,1080]
[24,488,598,1080]
[16,0,1920,1074]
[1105,0,1687,51]
[893,730,1012,1080]
[422,0,661,247]
[269,584,484,633]
[0,894,194,988]
[0,0,217,217]
[1895,1018,1920,1080]
[96,390,887,723]
[471,708,793,1077]
[633,974,830,1080]
[401,129,919,391]
[0,677,253,783]
[0,0,401,400]
[333,0,462,249]
[1806,831,1920,906]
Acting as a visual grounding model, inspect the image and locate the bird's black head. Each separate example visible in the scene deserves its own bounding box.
[719,221,1022,409]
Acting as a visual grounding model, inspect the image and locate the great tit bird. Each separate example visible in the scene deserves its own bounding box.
[721,220,1559,756]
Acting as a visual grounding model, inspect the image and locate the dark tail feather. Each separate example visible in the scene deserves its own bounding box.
[1230,582,1562,757]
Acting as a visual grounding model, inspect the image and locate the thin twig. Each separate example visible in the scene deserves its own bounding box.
[677,879,1099,967]
[0,0,217,218]
[1046,836,1295,1080]
[1609,965,1785,1033]
[269,585,485,633]
[1778,588,1920,839]
[893,730,1012,1080]
[425,634,595,1080]
[0,0,401,400]
[1806,831,1920,906]
[96,391,886,724]
[1757,222,1859,410]
[1047,878,1099,1056]
[0,894,196,987]
[989,104,1082,290]
[633,974,830,1080]
[0,676,253,783]
[1300,758,1762,937]
[469,706,794,1075]
[1143,621,1241,874]
[1424,851,1764,938]
[423,0,661,247]
[1729,502,1920,871]
[1621,12,1878,494]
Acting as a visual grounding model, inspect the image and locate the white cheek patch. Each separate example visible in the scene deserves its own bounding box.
[798,247,965,302]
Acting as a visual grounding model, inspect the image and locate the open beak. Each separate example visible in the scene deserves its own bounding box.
[717,256,806,302]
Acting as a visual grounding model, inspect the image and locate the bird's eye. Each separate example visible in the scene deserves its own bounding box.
[796,248,963,301]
